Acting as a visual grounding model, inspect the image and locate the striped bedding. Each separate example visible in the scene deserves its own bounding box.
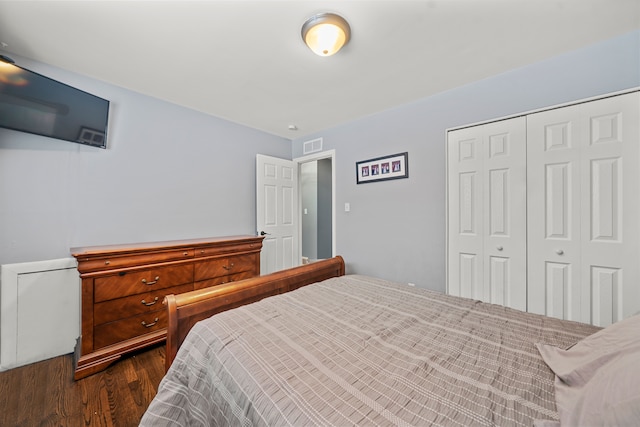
[141,275,600,426]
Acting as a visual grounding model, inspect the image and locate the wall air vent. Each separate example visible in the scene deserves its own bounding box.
[303,138,323,155]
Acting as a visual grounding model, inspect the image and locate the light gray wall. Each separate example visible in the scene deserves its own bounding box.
[0,54,291,266]
[292,30,640,291]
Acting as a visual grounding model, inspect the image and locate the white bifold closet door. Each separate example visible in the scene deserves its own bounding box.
[527,92,640,326]
[447,117,527,311]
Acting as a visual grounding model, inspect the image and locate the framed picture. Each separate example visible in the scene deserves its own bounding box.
[356,152,409,184]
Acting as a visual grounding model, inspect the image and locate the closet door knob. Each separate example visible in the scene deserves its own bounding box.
[556,249,564,255]
[496,246,503,251]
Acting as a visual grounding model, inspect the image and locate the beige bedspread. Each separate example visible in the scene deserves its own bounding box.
[141,275,599,426]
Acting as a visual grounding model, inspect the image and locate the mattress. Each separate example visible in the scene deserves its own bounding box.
[141,275,600,426]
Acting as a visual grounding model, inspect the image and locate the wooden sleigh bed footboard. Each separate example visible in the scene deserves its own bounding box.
[164,256,345,370]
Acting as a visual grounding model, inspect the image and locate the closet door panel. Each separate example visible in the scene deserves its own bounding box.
[580,92,639,326]
[447,117,526,310]
[459,252,480,299]
[482,118,527,310]
[528,92,639,325]
[544,262,574,320]
[528,106,585,320]
[590,267,621,326]
[447,129,483,299]
[489,256,509,306]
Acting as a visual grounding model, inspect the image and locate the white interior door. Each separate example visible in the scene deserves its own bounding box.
[447,117,527,310]
[256,154,299,275]
[527,92,639,326]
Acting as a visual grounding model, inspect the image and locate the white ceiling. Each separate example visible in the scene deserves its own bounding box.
[0,1,638,139]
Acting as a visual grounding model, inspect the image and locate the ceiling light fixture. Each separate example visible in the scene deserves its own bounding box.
[0,54,15,64]
[301,12,351,57]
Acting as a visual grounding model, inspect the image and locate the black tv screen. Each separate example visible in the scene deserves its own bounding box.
[0,59,109,148]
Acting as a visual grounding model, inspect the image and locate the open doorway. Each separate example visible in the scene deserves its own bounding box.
[296,150,335,263]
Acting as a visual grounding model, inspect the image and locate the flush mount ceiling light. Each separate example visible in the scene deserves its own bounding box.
[0,54,15,64]
[301,12,351,57]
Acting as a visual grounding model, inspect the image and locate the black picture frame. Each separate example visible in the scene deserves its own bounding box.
[356,152,409,184]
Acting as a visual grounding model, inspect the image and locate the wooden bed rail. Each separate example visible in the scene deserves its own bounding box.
[164,256,345,370]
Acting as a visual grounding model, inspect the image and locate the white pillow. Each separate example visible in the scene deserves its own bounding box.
[537,314,640,427]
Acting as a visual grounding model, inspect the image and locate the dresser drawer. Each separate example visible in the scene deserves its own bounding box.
[93,309,167,350]
[194,254,257,281]
[194,241,261,257]
[76,248,195,273]
[193,270,256,290]
[94,264,193,303]
[94,283,193,326]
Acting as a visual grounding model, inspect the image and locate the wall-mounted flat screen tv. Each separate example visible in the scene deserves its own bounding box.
[0,59,109,148]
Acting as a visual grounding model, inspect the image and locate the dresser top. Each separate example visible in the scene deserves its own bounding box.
[70,235,263,258]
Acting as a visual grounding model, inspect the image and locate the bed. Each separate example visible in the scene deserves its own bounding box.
[142,257,640,426]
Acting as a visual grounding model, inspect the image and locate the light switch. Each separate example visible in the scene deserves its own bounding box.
[344,202,350,212]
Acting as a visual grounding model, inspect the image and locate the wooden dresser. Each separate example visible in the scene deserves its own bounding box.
[71,235,263,379]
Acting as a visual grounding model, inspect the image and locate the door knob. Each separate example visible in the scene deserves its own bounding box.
[260,231,270,236]
[496,246,503,251]
[556,249,564,255]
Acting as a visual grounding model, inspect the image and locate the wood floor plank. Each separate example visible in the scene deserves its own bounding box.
[18,358,49,425]
[43,355,69,422]
[130,347,165,409]
[0,366,20,426]
[0,344,165,427]
[110,358,140,425]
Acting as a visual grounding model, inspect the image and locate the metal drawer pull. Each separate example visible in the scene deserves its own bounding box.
[223,263,235,270]
[141,276,160,285]
[141,318,159,328]
[141,297,159,306]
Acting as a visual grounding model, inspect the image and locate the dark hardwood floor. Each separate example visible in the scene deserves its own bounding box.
[0,344,165,427]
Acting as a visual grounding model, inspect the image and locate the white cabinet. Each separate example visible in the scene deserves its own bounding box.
[0,258,79,371]
[447,91,639,326]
